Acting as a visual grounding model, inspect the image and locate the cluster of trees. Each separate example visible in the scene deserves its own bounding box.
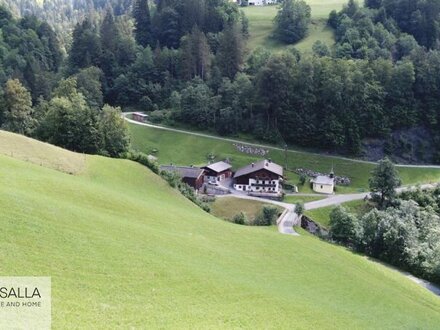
[66,0,247,109]
[165,49,439,157]
[324,0,440,159]
[376,0,440,49]
[329,159,440,285]
[0,7,62,102]
[330,0,421,60]
[0,0,133,47]
[0,5,130,157]
[1,77,130,156]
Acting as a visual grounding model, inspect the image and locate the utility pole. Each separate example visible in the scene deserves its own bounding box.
[278,130,288,170]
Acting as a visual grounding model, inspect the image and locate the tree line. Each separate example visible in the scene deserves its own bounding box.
[1,0,440,162]
[0,8,129,156]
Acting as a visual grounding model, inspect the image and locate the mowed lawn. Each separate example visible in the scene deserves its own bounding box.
[1,132,440,328]
[128,123,440,193]
[242,0,345,52]
[210,196,284,221]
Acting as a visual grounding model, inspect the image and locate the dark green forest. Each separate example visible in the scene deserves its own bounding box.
[1,0,440,162]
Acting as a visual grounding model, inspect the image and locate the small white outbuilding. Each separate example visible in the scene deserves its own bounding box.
[311,175,335,194]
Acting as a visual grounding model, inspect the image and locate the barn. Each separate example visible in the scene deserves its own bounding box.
[202,161,233,183]
[132,112,149,122]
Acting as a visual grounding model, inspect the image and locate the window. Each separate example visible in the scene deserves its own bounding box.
[321,185,323,189]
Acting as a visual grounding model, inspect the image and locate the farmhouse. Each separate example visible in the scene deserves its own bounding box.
[132,112,149,122]
[233,159,283,195]
[311,174,335,194]
[202,161,233,183]
[160,165,205,190]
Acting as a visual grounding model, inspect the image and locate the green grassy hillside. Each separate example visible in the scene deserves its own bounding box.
[242,1,345,52]
[0,130,85,174]
[128,123,440,193]
[1,132,440,328]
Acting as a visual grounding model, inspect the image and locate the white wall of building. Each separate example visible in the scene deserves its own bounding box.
[234,178,281,193]
[312,183,334,194]
[205,175,224,182]
[248,0,277,6]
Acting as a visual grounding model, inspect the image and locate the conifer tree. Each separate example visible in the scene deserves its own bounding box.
[133,0,153,47]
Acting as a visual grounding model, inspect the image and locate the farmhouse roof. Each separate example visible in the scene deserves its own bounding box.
[160,165,204,179]
[234,159,283,178]
[311,176,335,185]
[203,161,232,173]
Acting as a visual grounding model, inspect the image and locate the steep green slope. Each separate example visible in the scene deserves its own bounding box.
[1,133,440,328]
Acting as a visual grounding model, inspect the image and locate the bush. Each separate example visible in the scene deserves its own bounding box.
[232,212,247,225]
[160,170,210,213]
[294,202,304,216]
[299,174,307,186]
[149,110,171,124]
[252,206,279,226]
[329,206,359,244]
[122,150,159,174]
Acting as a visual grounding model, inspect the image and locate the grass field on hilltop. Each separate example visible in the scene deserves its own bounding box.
[210,196,284,221]
[1,131,440,328]
[0,130,85,174]
[128,123,440,193]
[242,1,344,52]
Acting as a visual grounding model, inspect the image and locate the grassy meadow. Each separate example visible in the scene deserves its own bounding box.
[210,196,284,221]
[128,123,440,193]
[242,0,345,52]
[1,131,440,327]
[0,130,85,174]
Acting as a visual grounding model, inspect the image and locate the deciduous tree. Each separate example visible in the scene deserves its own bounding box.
[274,0,311,44]
[3,79,34,135]
[369,157,401,208]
